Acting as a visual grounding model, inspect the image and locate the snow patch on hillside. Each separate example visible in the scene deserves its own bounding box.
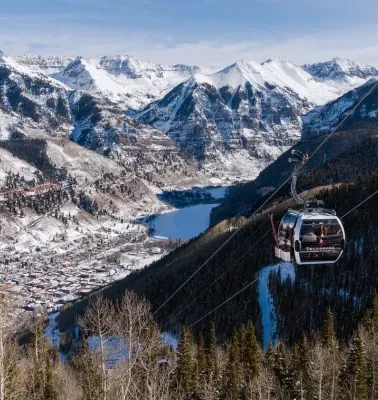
[194,58,340,105]
[258,262,295,348]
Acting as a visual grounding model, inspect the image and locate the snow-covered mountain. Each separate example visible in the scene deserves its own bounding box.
[68,89,203,186]
[97,55,210,79]
[1,50,378,185]
[54,55,217,109]
[0,51,208,187]
[134,58,346,172]
[14,55,73,75]
[303,58,378,89]
[302,78,378,140]
[1,50,378,318]
[0,50,72,137]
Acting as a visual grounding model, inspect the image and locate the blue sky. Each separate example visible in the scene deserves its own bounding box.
[1,0,378,66]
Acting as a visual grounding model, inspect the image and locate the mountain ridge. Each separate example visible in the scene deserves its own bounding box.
[2,50,378,186]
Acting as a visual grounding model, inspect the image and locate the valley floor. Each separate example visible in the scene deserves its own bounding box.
[0,185,228,318]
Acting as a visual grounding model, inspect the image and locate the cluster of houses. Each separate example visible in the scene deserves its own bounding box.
[1,256,139,315]
[0,233,164,316]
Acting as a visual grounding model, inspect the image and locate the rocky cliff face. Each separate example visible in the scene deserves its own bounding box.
[302,79,378,140]
[0,51,72,136]
[53,55,215,110]
[1,51,378,186]
[303,58,378,88]
[14,55,73,75]
[0,51,203,189]
[135,59,343,171]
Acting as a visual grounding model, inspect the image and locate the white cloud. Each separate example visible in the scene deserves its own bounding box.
[1,19,378,68]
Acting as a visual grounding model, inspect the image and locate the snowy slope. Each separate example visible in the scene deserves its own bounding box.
[0,51,69,85]
[97,55,209,79]
[303,57,378,90]
[262,58,340,104]
[302,78,378,139]
[135,57,378,177]
[0,51,202,187]
[14,55,73,75]
[136,58,325,170]
[0,50,72,136]
[258,262,295,348]
[196,58,339,105]
[2,50,378,187]
[54,55,217,109]
[53,57,133,102]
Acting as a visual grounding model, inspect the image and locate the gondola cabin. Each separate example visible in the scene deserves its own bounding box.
[275,209,346,265]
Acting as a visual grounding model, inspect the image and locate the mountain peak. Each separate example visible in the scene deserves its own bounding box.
[0,50,11,65]
[303,58,378,83]
[97,55,163,79]
[262,57,296,66]
[331,57,355,64]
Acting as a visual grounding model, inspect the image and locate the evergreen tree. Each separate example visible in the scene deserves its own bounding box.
[322,309,336,347]
[177,328,195,398]
[243,321,260,381]
[291,334,310,400]
[207,322,218,384]
[222,330,241,400]
[272,342,294,398]
[238,323,247,362]
[345,330,369,400]
[196,331,207,387]
[322,311,340,400]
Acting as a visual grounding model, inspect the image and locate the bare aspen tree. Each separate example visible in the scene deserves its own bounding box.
[0,295,25,400]
[361,295,378,400]
[54,363,83,400]
[109,291,148,400]
[76,291,177,400]
[78,295,116,400]
[24,313,59,400]
[308,341,326,400]
[71,336,103,400]
[245,363,276,400]
[136,327,176,400]
[308,338,342,400]
[0,296,6,400]
[113,291,176,400]
[327,336,341,400]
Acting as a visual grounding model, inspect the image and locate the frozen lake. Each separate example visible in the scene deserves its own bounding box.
[148,186,228,241]
[150,203,220,240]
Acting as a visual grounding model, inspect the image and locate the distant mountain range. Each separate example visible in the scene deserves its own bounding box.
[302,57,378,87]
[1,51,378,186]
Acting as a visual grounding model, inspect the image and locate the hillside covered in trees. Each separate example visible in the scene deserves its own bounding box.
[57,164,378,351]
[3,289,378,400]
[211,126,378,224]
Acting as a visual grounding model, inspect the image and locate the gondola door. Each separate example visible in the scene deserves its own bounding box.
[294,216,346,265]
[276,213,298,263]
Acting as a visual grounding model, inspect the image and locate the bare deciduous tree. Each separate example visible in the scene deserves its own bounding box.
[77,295,116,400]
